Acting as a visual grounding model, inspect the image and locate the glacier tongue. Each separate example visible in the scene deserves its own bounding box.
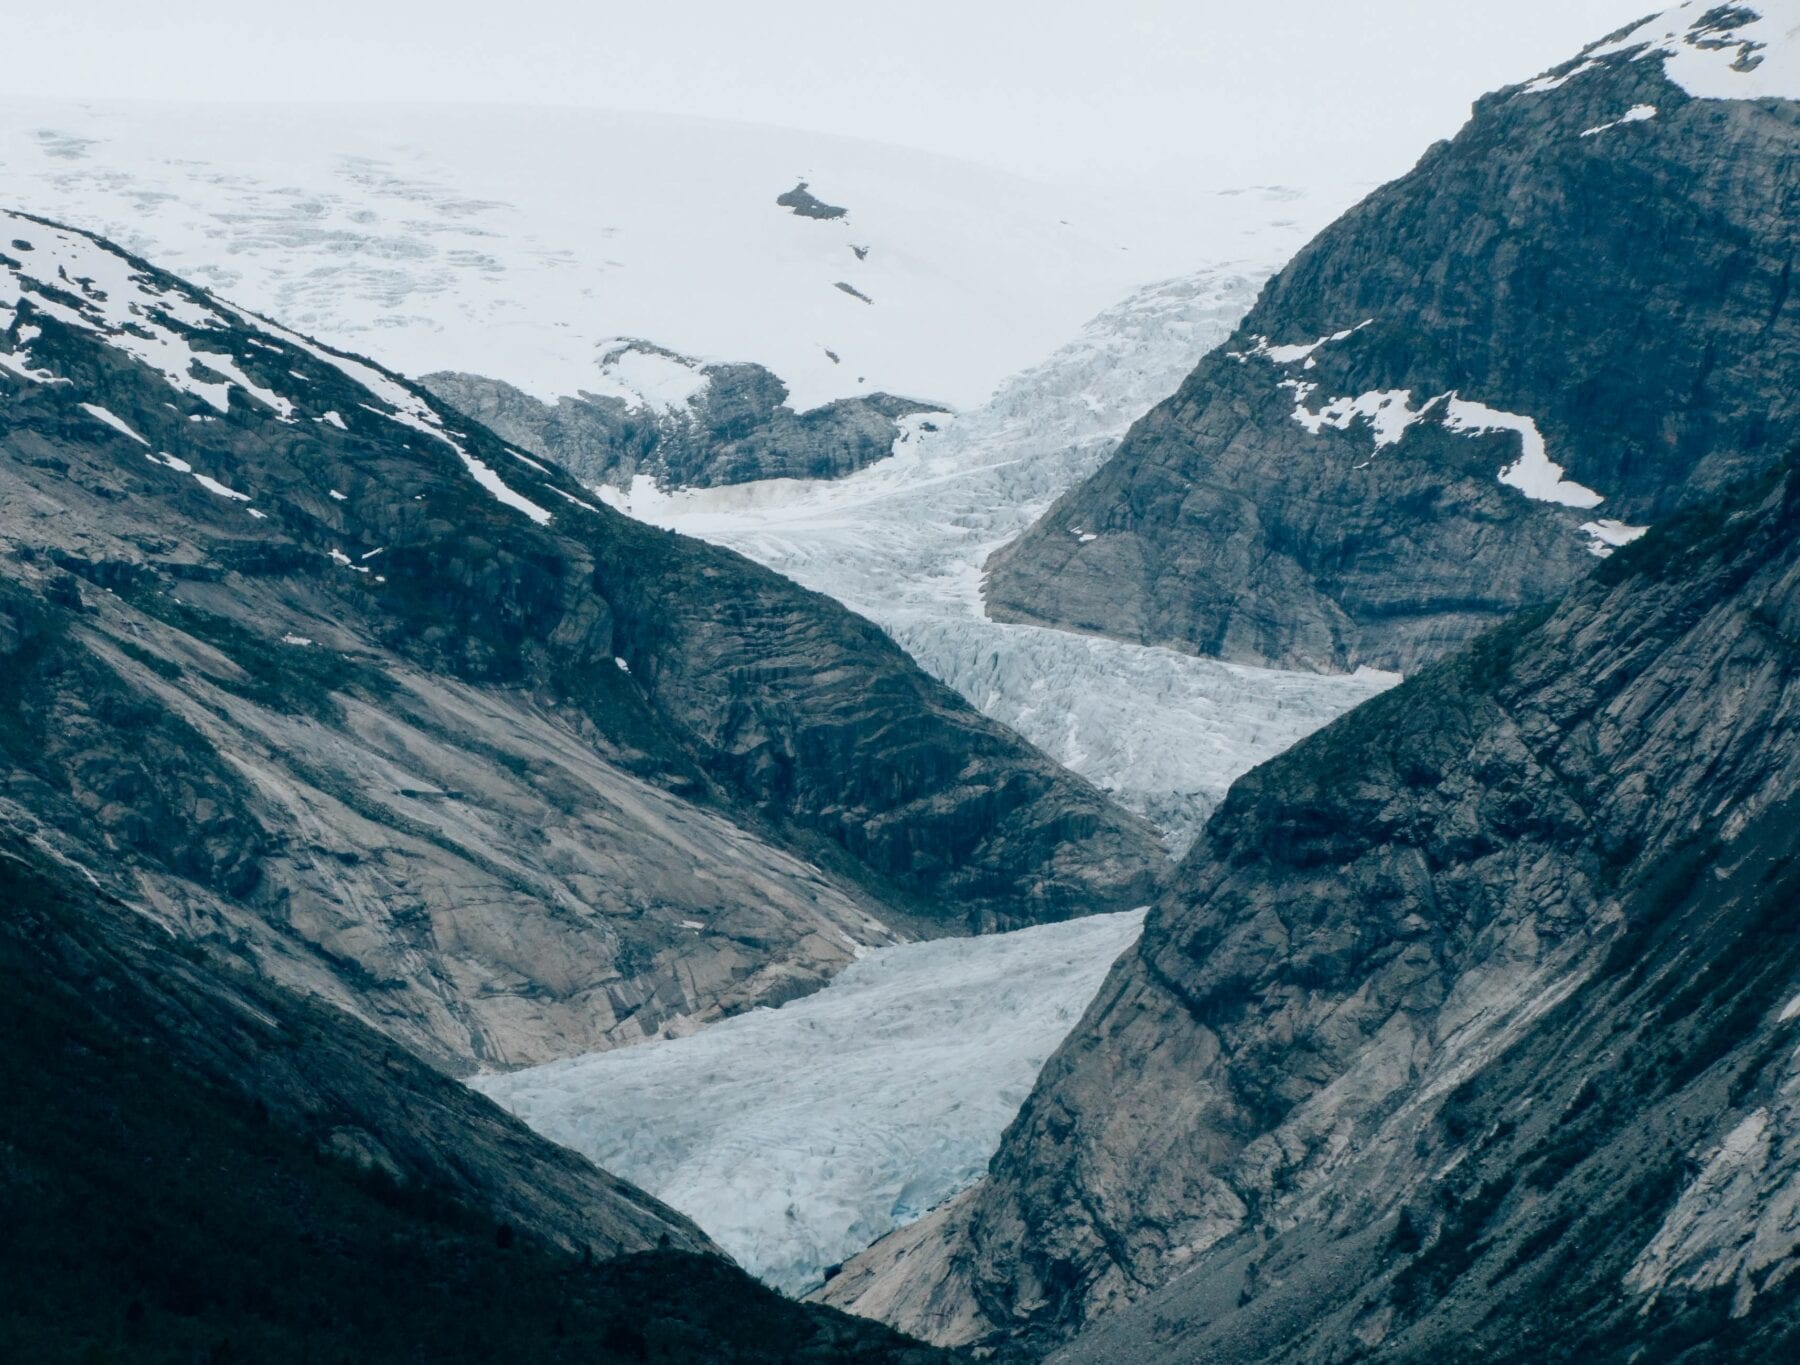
[473,908,1148,1295]
[609,268,1398,851]
[902,620,1397,851]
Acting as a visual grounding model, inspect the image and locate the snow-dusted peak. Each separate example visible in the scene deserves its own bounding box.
[2,208,578,526]
[2,209,293,416]
[1527,1,1800,101]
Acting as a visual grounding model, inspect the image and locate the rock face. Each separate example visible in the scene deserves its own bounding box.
[778,181,850,220]
[0,210,1162,1074]
[426,346,942,491]
[821,453,1800,1362]
[986,2,1800,673]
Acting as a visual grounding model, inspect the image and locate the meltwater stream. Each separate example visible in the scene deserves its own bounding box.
[472,907,1147,1294]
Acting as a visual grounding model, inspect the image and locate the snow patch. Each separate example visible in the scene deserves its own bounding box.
[4,208,555,525]
[1581,104,1659,136]
[146,450,193,474]
[79,402,149,445]
[1580,518,1651,556]
[232,303,554,526]
[192,472,251,502]
[581,341,711,413]
[1443,396,1605,508]
[1,209,292,417]
[1520,58,1606,94]
[1291,387,1429,450]
[1588,2,1800,103]
[1232,319,1373,366]
[473,908,1148,1294]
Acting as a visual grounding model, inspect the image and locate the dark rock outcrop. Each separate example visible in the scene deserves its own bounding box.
[426,347,939,490]
[0,211,1162,1073]
[778,180,850,220]
[986,12,1800,673]
[823,453,1800,1362]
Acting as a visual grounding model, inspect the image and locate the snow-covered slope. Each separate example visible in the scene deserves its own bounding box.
[1577,0,1800,101]
[473,907,1147,1295]
[610,269,1397,849]
[0,101,1350,414]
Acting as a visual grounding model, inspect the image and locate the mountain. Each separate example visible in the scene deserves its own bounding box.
[984,0,1800,674]
[0,207,1162,1077]
[819,445,1800,1361]
[0,102,1334,488]
[0,825,945,1363]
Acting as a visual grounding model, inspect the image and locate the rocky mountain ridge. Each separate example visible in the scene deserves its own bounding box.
[822,447,1800,1361]
[426,346,944,491]
[0,208,1163,1074]
[986,0,1800,673]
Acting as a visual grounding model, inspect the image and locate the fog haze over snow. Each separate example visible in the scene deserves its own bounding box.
[16,0,1651,188]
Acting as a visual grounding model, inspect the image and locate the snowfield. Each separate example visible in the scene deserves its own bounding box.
[0,102,1351,415]
[610,268,1397,851]
[473,908,1148,1295]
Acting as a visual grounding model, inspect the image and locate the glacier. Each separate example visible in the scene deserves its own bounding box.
[609,267,1398,852]
[473,908,1148,1295]
[0,102,1353,416]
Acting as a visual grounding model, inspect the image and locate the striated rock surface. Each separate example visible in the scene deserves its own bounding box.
[426,346,943,491]
[822,450,1800,1361]
[987,1,1800,673]
[0,210,1162,1074]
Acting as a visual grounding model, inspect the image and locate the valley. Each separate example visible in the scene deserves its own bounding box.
[3,1,1798,1361]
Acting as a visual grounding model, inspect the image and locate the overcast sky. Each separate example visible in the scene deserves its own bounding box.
[17,1,1651,187]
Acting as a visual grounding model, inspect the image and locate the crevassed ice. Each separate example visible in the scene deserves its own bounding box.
[609,268,1396,852]
[474,908,1149,1295]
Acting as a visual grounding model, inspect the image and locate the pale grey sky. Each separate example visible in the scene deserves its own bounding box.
[17,1,1651,186]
